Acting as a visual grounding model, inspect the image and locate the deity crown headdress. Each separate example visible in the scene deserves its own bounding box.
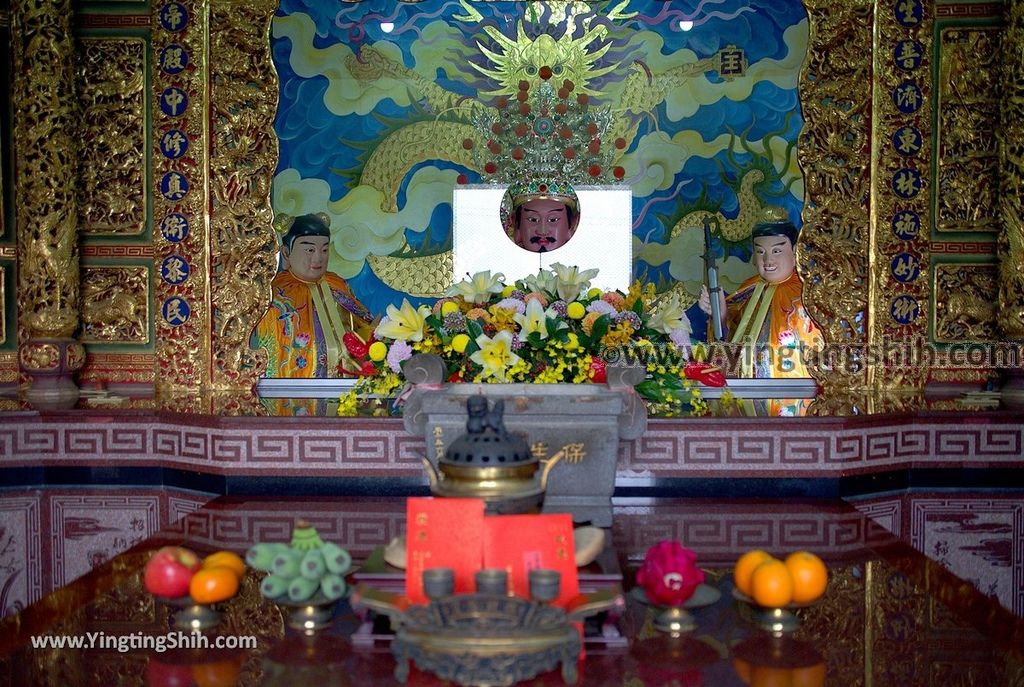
[465,66,627,191]
[751,205,798,245]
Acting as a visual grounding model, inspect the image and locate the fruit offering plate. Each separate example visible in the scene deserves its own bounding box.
[628,583,722,609]
[730,588,815,610]
[731,588,816,635]
[153,595,222,631]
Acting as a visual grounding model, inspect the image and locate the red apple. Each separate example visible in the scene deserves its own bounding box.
[144,546,201,598]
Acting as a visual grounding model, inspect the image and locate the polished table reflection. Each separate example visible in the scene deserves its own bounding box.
[1,494,1022,686]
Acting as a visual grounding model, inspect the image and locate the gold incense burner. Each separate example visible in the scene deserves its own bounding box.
[352,583,622,686]
[421,397,563,514]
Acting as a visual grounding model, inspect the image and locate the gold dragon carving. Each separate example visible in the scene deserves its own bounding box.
[998,0,1024,339]
[75,37,147,236]
[11,0,81,340]
[347,9,731,297]
[209,0,278,406]
[936,28,1001,234]
[80,266,150,344]
[797,0,873,412]
[934,264,999,343]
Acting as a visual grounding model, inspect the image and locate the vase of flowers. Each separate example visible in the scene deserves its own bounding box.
[339,264,722,417]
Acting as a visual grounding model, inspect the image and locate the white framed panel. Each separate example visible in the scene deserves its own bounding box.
[453,185,633,292]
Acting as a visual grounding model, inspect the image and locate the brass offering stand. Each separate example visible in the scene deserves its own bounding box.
[156,595,222,632]
[352,569,623,687]
[629,583,721,635]
[271,591,338,634]
[731,588,817,635]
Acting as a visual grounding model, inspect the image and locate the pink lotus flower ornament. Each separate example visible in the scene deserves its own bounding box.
[636,541,705,607]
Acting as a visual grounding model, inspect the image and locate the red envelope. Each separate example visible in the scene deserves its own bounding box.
[482,513,579,608]
[405,497,485,604]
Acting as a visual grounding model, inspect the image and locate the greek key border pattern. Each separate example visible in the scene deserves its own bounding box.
[0,417,1019,477]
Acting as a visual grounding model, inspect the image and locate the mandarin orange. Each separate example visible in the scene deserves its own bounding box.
[734,549,773,597]
[750,558,793,607]
[189,566,239,604]
[750,665,794,687]
[784,551,828,604]
[790,661,826,687]
[203,551,246,581]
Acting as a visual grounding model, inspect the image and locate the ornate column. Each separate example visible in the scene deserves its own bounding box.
[997,0,1024,408]
[10,0,84,409]
[997,0,1024,339]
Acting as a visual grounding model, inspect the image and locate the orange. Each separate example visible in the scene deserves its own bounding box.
[189,566,239,604]
[790,662,826,687]
[750,665,794,687]
[733,656,753,685]
[734,549,773,597]
[191,657,242,687]
[750,558,793,607]
[784,551,828,604]
[203,550,246,581]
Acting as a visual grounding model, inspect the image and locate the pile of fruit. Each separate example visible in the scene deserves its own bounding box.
[733,550,828,608]
[143,546,247,604]
[246,521,352,603]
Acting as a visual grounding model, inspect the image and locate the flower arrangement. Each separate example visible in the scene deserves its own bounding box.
[338,264,720,417]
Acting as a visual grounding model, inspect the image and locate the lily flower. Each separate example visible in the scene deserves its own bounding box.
[375,299,431,342]
[523,268,558,295]
[513,297,550,340]
[648,291,692,335]
[550,263,599,302]
[447,270,506,304]
[470,330,521,381]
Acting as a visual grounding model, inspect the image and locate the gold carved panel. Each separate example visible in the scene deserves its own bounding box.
[798,0,874,411]
[81,266,150,344]
[933,263,999,342]
[0,265,5,345]
[76,37,147,236]
[935,28,1001,233]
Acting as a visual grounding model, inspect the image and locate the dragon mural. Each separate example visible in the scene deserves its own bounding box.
[270,0,807,334]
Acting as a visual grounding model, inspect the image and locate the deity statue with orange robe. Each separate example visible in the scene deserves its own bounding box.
[252,214,374,379]
[700,207,823,415]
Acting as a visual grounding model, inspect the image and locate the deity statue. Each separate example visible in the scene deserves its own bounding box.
[700,206,823,380]
[504,179,580,253]
[252,213,374,378]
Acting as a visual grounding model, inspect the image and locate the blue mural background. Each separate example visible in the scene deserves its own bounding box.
[270,0,808,339]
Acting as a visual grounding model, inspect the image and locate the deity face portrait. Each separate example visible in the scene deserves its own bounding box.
[752,235,796,284]
[285,235,331,282]
[514,198,576,253]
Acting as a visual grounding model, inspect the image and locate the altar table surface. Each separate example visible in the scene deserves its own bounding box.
[1,493,1022,686]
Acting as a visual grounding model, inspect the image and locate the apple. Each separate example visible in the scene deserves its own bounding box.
[144,546,202,598]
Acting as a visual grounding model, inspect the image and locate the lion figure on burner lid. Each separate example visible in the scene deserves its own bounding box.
[421,396,564,515]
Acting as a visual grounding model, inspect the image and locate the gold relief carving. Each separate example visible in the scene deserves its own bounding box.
[219,573,284,647]
[65,341,85,371]
[75,37,147,235]
[869,0,933,396]
[81,266,150,344]
[79,353,156,384]
[797,1,873,413]
[153,0,210,393]
[794,565,864,683]
[998,0,1024,339]
[11,0,81,340]
[0,353,17,383]
[18,342,59,371]
[936,28,1001,233]
[0,265,5,345]
[933,263,999,342]
[208,0,279,392]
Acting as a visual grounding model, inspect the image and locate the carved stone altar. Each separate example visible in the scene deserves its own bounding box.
[401,355,647,527]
